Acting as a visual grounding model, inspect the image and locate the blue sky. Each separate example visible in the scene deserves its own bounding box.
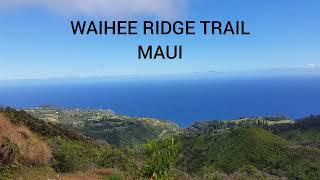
[0,0,319,80]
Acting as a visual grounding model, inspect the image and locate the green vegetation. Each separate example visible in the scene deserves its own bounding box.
[0,112,53,179]
[1,107,320,179]
[178,127,320,179]
[0,107,89,142]
[50,138,99,172]
[277,115,320,148]
[77,117,178,149]
[187,116,294,136]
[26,107,180,149]
[0,108,137,179]
[49,137,136,173]
[141,137,179,179]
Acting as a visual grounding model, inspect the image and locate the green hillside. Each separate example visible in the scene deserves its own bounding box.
[26,107,181,149]
[0,107,89,141]
[277,115,320,148]
[1,106,320,179]
[0,108,137,179]
[178,127,320,179]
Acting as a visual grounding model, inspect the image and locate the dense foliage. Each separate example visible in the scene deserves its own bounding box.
[274,115,320,148]
[178,127,320,179]
[141,137,179,179]
[78,118,175,149]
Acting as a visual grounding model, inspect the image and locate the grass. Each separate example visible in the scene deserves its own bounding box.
[0,114,52,166]
[59,168,126,180]
[13,166,57,180]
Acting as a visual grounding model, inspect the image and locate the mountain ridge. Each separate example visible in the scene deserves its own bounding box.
[1,106,320,179]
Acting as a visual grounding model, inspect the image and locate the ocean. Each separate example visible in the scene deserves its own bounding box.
[0,76,319,127]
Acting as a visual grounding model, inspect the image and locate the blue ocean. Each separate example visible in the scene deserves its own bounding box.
[0,76,319,127]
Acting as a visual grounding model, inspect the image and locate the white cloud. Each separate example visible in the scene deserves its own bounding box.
[0,0,186,17]
[297,64,320,69]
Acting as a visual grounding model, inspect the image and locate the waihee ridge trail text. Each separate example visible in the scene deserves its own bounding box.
[70,20,250,60]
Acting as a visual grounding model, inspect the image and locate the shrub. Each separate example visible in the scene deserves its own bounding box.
[141,137,179,179]
[0,137,19,166]
[97,148,130,170]
[49,137,99,172]
[238,165,263,179]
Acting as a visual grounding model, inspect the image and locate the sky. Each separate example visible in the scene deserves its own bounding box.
[0,0,320,80]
